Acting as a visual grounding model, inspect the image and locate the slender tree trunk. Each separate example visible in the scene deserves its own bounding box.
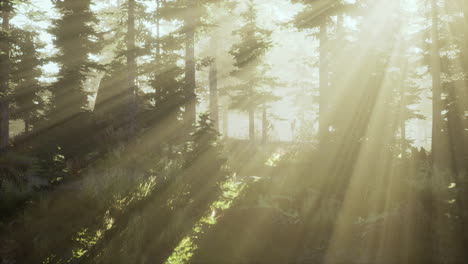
[262,107,267,144]
[319,21,329,148]
[154,0,161,107]
[463,0,468,77]
[156,0,161,59]
[184,1,197,135]
[24,118,30,134]
[431,0,443,169]
[460,0,468,255]
[126,0,137,137]
[209,37,219,130]
[400,58,408,154]
[223,107,229,139]
[429,1,443,262]
[249,106,255,143]
[460,0,468,172]
[0,0,10,152]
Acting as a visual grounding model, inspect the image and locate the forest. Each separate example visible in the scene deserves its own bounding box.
[0,0,467,263]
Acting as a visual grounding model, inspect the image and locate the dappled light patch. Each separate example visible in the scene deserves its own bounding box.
[165,177,246,264]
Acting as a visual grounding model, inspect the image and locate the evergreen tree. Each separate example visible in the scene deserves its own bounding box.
[229,0,274,143]
[10,30,44,134]
[46,0,102,160]
[0,0,12,152]
[160,0,231,137]
[125,0,137,138]
[291,0,352,147]
[49,0,101,121]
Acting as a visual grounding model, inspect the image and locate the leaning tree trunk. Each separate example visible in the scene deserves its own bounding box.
[126,0,137,138]
[0,0,10,152]
[183,1,197,136]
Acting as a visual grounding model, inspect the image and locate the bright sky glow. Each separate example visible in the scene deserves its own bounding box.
[10,0,432,148]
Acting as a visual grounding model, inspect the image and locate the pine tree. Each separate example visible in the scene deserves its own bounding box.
[47,0,102,159]
[160,0,232,137]
[126,0,137,138]
[209,35,219,130]
[229,0,274,143]
[291,0,351,147]
[49,0,101,120]
[0,0,12,152]
[430,0,444,170]
[10,30,44,134]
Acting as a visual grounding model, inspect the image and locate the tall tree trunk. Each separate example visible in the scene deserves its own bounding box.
[154,0,161,107]
[126,0,137,137]
[431,0,443,170]
[156,0,161,59]
[463,0,468,78]
[223,107,229,139]
[184,1,197,135]
[209,37,219,130]
[460,0,468,172]
[429,1,444,262]
[262,107,268,144]
[0,0,10,152]
[249,106,255,143]
[460,0,468,255]
[319,21,329,148]
[24,118,30,134]
[400,58,408,154]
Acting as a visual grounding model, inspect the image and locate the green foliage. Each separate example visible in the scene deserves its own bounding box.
[227,1,278,113]
[49,0,102,118]
[184,113,223,165]
[9,28,45,131]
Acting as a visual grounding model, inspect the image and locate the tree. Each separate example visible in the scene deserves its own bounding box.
[159,0,232,137]
[10,30,44,134]
[430,0,444,170]
[49,0,101,121]
[209,36,219,130]
[0,0,12,152]
[46,0,102,160]
[292,0,350,147]
[126,0,137,138]
[229,0,274,143]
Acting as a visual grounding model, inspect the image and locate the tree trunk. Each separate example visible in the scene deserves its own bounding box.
[24,117,30,134]
[431,0,444,170]
[184,1,197,135]
[400,58,408,154]
[223,107,229,139]
[249,106,255,143]
[319,21,329,148]
[0,0,10,152]
[262,107,268,144]
[209,39,219,130]
[156,0,161,59]
[126,0,137,137]
[460,0,468,172]
[154,0,161,108]
[429,1,443,262]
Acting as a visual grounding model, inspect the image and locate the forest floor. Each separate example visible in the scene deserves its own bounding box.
[1,140,461,264]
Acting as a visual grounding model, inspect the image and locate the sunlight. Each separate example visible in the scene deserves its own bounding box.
[2,0,468,263]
